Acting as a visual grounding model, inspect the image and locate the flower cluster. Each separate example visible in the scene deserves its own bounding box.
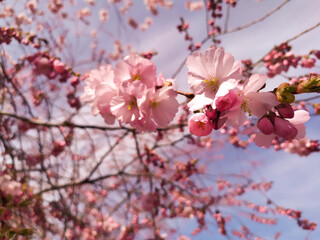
[0,174,22,196]
[26,52,70,81]
[279,138,319,156]
[0,27,22,44]
[82,54,179,131]
[264,43,301,78]
[187,47,310,147]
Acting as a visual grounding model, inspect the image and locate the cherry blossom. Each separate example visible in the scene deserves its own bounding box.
[186,47,241,99]
[0,174,22,196]
[115,53,157,89]
[82,64,117,124]
[188,113,213,137]
[139,86,179,130]
[185,1,204,11]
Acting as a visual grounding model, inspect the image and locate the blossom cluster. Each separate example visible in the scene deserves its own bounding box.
[0,27,21,44]
[82,54,179,131]
[0,174,22,196]
[264,43,301,78]
[187,47,310,147]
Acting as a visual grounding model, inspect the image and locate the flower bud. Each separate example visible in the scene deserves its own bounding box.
[257,117,274,135]
[298,75,320,93]
[275,88,295,104]
[188,113,212,137]
[205,107,217,120]
[275,103,294,118]
[53,59,65,73]
[215,89,240,112]
[273,117,298,140]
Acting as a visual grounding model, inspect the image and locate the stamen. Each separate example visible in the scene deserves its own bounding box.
[133,75,140,80]
[203,78,219,91]
[127,100,137,110]
[151,101,160,108]
[241,100,252,116]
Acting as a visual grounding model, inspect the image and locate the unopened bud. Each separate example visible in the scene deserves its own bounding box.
[299,75,320,93]
[53,59,65,73]
[205,106,217,120]
[275,103,294,119]
[273,117,297,140]
[276,90,295,104]
[257,117,274,135]
[275,83,296,104]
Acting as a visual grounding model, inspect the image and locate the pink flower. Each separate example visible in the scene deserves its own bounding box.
[188,113,212,137]
[301,57,316,68]
[186,47,241,99]
[114,54,157,89]
[215,89,241,112]
[144,0,173,15]
[185,1,203,11]
[141,193,159,212]
[110,84,146,124]
[240,74,279,118]
[139,86,179,130]
[77,7,91,19]
[0,175,22,196]
[53,59,65,73]
[212,74,274,128]
[177,236,191,240]
[82,65,117,124]
[33,57,53,77]
[99,9,109,22]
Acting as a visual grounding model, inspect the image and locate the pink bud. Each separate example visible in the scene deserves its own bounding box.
[257,117,274,135]
[53,59,65,73]
[275,103,294,118]
[188,113,212,137]
[215,89,240,112]
[33,57,53,76]
[141,194,158,212]
[127,18,138,29]
[205,107,217,120]
[301,58,316,68]
[273,117,298,140]
[314,50,320,59]
[70,76,80,87]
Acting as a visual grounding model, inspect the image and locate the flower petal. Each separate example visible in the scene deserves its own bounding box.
[288,110,310,125]
[254,132,275,148]
[243,74,267,95]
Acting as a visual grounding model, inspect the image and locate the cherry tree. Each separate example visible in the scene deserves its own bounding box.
[0,0,319,239]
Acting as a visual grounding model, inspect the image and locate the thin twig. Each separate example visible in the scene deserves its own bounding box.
[219,0,290,36]
[286,22,320,43]
[252,21,320,68]
[170,0,289,79]
[0,110,129,131]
